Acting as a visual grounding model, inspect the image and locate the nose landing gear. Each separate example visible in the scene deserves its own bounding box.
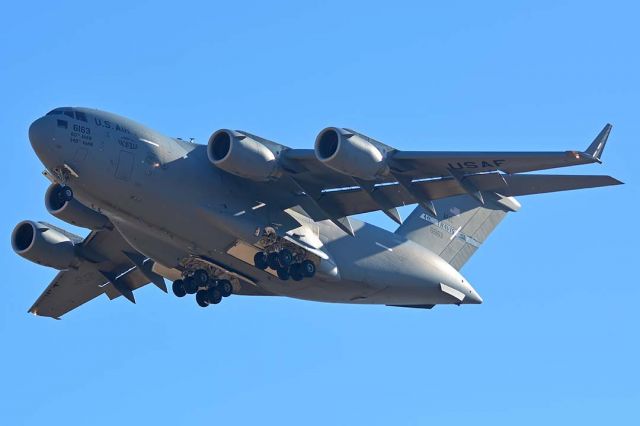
[57,186,74,203]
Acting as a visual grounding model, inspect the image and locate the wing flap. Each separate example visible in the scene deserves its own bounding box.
[311,174,622,219]
[28,228,166,319]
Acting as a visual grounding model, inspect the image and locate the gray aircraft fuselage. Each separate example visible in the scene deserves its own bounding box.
[27,108,482,307]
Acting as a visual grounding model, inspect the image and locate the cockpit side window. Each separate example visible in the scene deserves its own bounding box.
[63,110,74,119]
[75,111,87,122]
[46,109,63,116]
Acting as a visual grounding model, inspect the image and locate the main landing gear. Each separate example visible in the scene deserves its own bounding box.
[253,249,316,282]
[171,268,233,308]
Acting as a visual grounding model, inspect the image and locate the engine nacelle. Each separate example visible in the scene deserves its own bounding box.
[45,183,110,230]
[11,221,80,270]
[314,127,392,180]
[207,129,282,181]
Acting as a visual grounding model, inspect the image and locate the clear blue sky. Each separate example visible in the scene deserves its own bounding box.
[1,1,637,424]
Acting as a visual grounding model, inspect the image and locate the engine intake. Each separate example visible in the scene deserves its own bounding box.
[314,128,390,180]
[207,129,282,181]
[45,183,110,230]
[11,221,80,270]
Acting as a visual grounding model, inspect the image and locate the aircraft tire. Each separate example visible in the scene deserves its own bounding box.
[207,287,222,305]
[172,279,186,297]
[301,260,316,278]
[276,267,290,281]
[184,277,198,295]
[267,252,280,270]
[278,249,293,267]
[290,264,304,281]
[219,279,233,297]
[254,252,268,270]
[195,290,209,307]
[61,186,73,202]
[193,269,209,286]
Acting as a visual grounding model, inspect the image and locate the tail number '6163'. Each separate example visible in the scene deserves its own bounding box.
[73,124,91,134]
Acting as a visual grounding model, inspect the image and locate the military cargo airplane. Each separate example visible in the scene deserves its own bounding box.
[11,107,622,318]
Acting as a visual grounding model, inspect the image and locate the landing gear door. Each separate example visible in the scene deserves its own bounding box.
[115,150,134,181]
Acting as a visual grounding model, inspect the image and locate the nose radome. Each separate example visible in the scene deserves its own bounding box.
[28,117,50,150]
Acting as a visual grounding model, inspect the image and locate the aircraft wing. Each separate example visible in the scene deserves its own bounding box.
[283,124,612,188]
[302,173,622,219]
[387,123,611,177]
[280,124,620,233]
[28,226,167,319]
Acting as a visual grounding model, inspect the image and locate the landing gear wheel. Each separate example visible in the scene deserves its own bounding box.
[207,287,222,305]
[196,290,209,307]
[290,263,304,281]
[56,186,73,204]
[300,260,316,278]
[183,276,198,294]
[276,267,290,281]
[267,252,280,270]
[219,279,233,297]
[278,249,293,268]
[193,269,209,286]
[254,252,268,270]
[172,279,186,297]
[61,186,73,202]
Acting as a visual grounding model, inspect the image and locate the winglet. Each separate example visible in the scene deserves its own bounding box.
[585,123,612,162]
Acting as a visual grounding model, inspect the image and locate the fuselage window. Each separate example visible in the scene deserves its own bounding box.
[57,119,68,129]
[75,111,88,122]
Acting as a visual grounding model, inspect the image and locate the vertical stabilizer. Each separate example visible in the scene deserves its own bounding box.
[395,193,520,270]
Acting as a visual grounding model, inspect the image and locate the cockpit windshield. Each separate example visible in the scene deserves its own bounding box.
[46,108,88,122]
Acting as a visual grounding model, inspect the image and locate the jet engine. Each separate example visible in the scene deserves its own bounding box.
[45,183,110,230]
[207,129,282,181]
[314,127,392,180]
[11,221,80,270]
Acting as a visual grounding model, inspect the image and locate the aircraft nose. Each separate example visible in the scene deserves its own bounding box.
[28,117,50,150]
[29,117,51,148]
[464,282,483,304]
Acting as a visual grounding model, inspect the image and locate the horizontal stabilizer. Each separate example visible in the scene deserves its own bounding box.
[485,174,623,197]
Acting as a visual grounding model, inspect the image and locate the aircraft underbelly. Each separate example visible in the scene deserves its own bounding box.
[102,203,445,305]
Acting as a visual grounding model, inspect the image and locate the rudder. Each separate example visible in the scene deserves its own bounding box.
[395,194,520,270]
